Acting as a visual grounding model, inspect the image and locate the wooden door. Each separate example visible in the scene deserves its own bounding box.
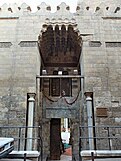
[50,118,61,160]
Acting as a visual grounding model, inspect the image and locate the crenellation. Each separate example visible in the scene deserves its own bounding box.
[55,2,72,16]
[0,3,19,16]
[0,1,120,18]
[10,3,19,13]
[76,2,94,15]
[36,2,51,15]
[57,2,70,11]
[20,3,31,12]
[0,3,8,11]
[76,1,121,17]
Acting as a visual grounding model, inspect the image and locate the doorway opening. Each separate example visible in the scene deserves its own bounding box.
[61,118,72,157]
[50,118,72,160]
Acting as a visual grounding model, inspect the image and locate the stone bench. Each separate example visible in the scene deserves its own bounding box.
[6,150,40,161]
[80,150,121,160]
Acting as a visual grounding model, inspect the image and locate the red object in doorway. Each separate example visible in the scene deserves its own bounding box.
[64,147,72,156]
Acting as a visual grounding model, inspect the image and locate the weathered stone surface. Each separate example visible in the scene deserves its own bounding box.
[0,0,121,159]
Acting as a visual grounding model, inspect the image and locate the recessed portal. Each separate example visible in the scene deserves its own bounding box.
[38,24,82,68]
[39,23,82,161]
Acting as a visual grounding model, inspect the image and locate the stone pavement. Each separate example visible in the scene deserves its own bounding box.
[0,159,31,161]
[48,154,72,161]
[0,148,72,161]
[0,155,72,161]
[60,155,72,161]
[1,157,121,161]
[85,159,121,161]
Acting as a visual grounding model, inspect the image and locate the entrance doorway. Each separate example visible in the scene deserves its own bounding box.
[50,118,72,160]
[50,118,61,160]
[61,118,72,157]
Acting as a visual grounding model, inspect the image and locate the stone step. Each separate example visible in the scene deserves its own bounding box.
[6,151,40,161]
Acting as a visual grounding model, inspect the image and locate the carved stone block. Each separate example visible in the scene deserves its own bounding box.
[89,41,102,47]
[0,42,12,48]
[96,107,108,117]
[18,41,37,47]
[106,42,121,47]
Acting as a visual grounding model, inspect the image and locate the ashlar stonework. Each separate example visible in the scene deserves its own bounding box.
[0,0,121,160]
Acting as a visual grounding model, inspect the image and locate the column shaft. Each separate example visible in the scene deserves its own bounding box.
[86,96,94,150]
[27,94,35,150]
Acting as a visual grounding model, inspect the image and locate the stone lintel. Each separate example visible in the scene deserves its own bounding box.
[46,108,77,118]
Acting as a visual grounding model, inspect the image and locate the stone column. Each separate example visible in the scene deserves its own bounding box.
[36,77,41,119]
[71,120,80,161]
[27,93,35,150]
[79,42,84,100]
[85,92,94,150]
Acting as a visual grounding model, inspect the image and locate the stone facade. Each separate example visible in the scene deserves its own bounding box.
[0,0,121,160]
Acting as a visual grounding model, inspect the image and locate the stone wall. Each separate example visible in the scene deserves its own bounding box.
[0,5,41,126]
[77,1,121,150]
[0,0,121,156]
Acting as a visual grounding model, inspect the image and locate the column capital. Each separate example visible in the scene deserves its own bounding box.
[28,93,36,102]
[84,92,93,98]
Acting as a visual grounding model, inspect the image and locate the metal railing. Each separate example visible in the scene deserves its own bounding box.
[46,154,49,161]
[80,125,121,150]
[73,155,78,161]
[79,125,121,160]
[0,126,43,161]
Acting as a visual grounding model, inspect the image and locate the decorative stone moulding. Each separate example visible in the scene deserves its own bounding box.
[0,42,12,48]
[42,17,77,28]
[105,42,121,48]
[39,22,81,46]
[18,41,37,47]
[41,21,78,35]
[89,41,102,47]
